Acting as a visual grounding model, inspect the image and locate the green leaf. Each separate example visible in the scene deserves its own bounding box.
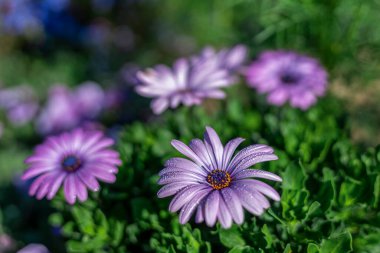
[261,224,274,248]
[219,225,246,248]
[229,246,262,253]
[320,231,353,253]
[283,244,292,253]
[373,174,380,207]
[307,243,320,253]
[71,206,95,236]
[282,161,307,190]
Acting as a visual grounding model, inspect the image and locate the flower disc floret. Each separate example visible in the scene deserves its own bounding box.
[207,170,231,190]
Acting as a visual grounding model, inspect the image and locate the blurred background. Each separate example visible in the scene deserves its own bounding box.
[0,0,379,252]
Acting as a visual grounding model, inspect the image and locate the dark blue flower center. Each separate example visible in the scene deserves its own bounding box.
[62,155,82,172]
[207,170,231,190]
[280,72,300,85]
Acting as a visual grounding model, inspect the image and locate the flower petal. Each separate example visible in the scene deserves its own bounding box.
[233,169,282,182]
[169,185,210,212]
[221,188,244,224]
[230,184,264,215]
[222,138,245,169]
[164,157,207,176]
[227,144,274,172]
[237,179,281,201]
[74,176,88,202]
[189,139,214,171]
[217,197,233,229]
[22,165,57,180]
[204,190,220,227]
[231,153,278,175]
[179,189,210,224]
[157,182,195,198]
[77,170,100,191]
[64,174,77,205]
[204,126,224,168]
[171,140,204,166]
[195,202,205,223]
[158,171,204,185]
[47,172,67,200]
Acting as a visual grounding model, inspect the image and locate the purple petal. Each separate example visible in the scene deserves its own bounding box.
[74,176,88,202]
[237,179,281,201]
[86,138,115,154]
[204,141,219,170]
[221,188,244,224]
[89,167,116,183]
[36,173,59,200]
[189,139,214,170]
[80,132,103,153]
[195,203,204,223]
[204,190,220,227]
[204,126,224,168]
[22,165,57,180]
[230,184,264,215]
[217,197,233,229]
[77,170,100,191]
[64,174,77,205]
[171,140,204,166]
[157,182,193,198]
[169,185,210,212]
[86,162,119,174]
[47,172,67,200]
[29,173,52,196]
[179,189,210,224]
[230,153,278,175]
[222,138,245,169]
[157,171,204,185]
[164,157,207,176]
[151,97,169,114]
[233,169,282,182]
[227,144,274,171]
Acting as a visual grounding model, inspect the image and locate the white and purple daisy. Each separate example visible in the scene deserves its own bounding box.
[193,44,248,73]
[245,50,328,110]
[136,45,247,115]
[22,128,121,204]
[157,126,282,228]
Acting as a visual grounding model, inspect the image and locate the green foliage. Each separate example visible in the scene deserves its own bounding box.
[51,90,380,252]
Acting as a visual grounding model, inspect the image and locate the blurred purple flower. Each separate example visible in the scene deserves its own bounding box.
[75,81,105,118]
[193,44,248,73]
[157,126,281,228]
[136,57,236,114]
[17,243,49,253]
[23,128,121,204]
[36,82,105,135]
[0,85,39,125]
[0,234,16,252]
[0,0,42,36]
[246,50,328,110]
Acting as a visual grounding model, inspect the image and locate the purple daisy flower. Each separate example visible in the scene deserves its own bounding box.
[193,44,248,73]
[0,85,39,125]
[36,82,105,135]
[135,47,243,114]
[22,128,121,204]
[157,126,281,228]
[245,50,328,110]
